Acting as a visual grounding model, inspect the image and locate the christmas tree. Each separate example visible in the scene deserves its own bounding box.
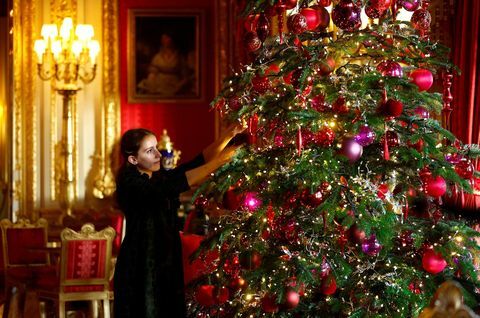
[188,0,480,317]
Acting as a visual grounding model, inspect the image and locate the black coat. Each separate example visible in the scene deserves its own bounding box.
[114,154,204,318]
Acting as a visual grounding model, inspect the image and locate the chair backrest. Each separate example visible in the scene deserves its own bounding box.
[0,218,49,268]
[60,223,115,293]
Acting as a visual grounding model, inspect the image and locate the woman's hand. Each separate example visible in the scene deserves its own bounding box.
[223,122,247,139]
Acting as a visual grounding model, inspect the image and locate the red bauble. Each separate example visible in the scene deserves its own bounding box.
[277,0,298,9]
[300,8,320,30]
[422,249,447,274]
[365,5,386,19]
[317,56,336,76]
[381,131,400,147]
[310,5,331,30]
[244,14,259,32]
[196,285,216,307]
[370,0,392,10]
[424,175,447,197]
[252,75,271,94]
[332,96,348,113]
[332,0,362,31]
[411,8,432,32]
[261,294,279,313]
[410,69,433,91]
[239,250,262,270]
[227,96,242,111]
[244,31,262,52]
[215,286,230,304]
[310,93,331,112]
[376,60,403,78]
[379,99,403,117]
[223,255,240,277]
[320,274,337,295]
[313,127,336,147]
[317,0,332,6]
[398,0,421,12]
[347,223,366,244]
[256,14,270,42]
[408,138,424,152]
[287,13,308,34]
[229,276,247,291]
[455,158,475,179]
[223,187,242,210]
[284,289,300,309]
[265,63,280,75]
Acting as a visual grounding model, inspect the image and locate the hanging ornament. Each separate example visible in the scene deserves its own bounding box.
[362,234,382,256]
[455,158,475,179]
[300,8,321,30]
[284,289,300,309]
[377,60,403,77]
[411,8,431,32]
[228,276,247,291]
[223,255,240,277]
[398,230,414,248]
[414,106,430,119]
[256,14,270,42]
[410,68,434,91]
[332,0,362,32]
[248,113,259,145]
[278,0,298,10]
[274,133,285,147]
[227,96,242,111]
[320,273,337,295]
[317,56,336,76]
[338,137,363,163]
[244,14,260,32]
[332,96,349,113]
[297,127,303,156]
[378,99,403,118]
[239,250,262,270]
[261,293,280,313]
[408,138,424,152]
[310,93,331,112]
[223,187,242,210]
[422,249,447,274]
[311,5,331,29]
[408,281,422,294]
[365,5,386,19]
[347,223,366,244]
[252,75,271,94]
[313,127,336,147]
[398,0,421,12]
[381,130,400,147]
[445,152,462,164]
[287,13,308,34]
[424,175,447,197]
[195,285,216,307]
[317,0,332,6]
[243,192,262,211]
[244,31,262,52]
[355,125,376,146]
[377,183,390,200]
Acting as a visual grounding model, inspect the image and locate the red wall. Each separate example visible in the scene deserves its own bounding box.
[119,0,216,163]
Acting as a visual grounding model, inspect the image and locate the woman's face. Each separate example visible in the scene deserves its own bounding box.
[128,134,161,177]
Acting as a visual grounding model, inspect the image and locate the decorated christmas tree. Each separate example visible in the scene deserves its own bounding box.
[188,0,480,317]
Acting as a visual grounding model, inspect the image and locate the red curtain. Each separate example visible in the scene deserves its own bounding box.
[449,0,480,211]
[451,0,480,145]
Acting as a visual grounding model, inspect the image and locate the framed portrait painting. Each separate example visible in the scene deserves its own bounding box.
[128,9,203,103]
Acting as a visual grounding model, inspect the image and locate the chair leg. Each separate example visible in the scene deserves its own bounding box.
[90,300,99,318]
[2,286,12,318]
[103,299,110,318]
[58,301,65,318]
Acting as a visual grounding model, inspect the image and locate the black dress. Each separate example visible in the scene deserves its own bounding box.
[114,154,205,318]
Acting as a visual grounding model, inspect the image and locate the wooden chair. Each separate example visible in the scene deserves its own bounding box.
[35,223,115,318]
[0,218,53,318]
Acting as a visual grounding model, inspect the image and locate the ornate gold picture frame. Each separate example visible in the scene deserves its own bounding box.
[128,9,202,103]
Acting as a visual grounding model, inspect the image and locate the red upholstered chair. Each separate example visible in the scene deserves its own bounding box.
[180,232,219,286]
[35,223,115,318]
[0,218,52,318]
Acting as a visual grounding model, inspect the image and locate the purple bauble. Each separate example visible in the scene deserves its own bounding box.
[355,125,376,146]
[332,0,362,32]
[339,137,363,162]
[377,60,403,78]
[411,8,431,31]
[444,153,462,164]
[398,0,421,12]
[362,234,382,256]
[414,106,430,119]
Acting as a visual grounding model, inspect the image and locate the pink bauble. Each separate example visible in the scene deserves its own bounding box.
[398,0,421,12]
[284,289,300,309]
[339,137,363,163]
[410,68,433,91]
[332,0,362,32]
[414,106,430,119]
[424,175,447,197]
[377,60,403,77]
[422,249,447,274]
[300,8,320,30]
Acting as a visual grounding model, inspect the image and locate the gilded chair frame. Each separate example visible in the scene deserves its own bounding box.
[37,223,115,318]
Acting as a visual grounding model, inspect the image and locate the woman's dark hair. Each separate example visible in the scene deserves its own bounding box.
[120,128,155,163]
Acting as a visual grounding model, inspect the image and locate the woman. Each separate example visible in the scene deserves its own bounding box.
[114,124,243,318]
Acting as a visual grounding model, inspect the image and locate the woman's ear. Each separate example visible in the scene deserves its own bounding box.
[128,155,138,166]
